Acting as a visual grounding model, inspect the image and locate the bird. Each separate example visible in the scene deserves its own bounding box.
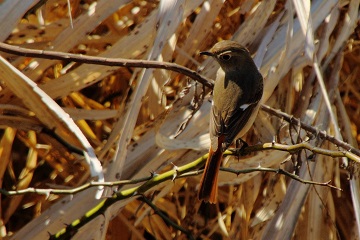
[198,40,264,203]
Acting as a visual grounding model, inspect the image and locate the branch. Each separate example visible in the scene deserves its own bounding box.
[226,141,360,164]
[0,177,152,196]
[50,158,342,239]
[0,42,213,88]
[43,140,346,239]
[260,105,360,157]
[50,153,208,239]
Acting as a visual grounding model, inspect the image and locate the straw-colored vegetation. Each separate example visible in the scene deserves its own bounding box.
[0,0,360,239]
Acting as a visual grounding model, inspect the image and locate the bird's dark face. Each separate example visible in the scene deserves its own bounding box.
[200,40,250,72]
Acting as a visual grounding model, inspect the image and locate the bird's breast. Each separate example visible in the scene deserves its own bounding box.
[213,69,244,113]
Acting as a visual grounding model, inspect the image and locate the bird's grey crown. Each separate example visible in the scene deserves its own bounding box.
[209,40,248,55]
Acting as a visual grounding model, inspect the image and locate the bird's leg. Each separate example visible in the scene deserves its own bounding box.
[235,138,248,158]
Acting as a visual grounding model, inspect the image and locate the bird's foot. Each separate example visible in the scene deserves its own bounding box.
[235,138,248,159]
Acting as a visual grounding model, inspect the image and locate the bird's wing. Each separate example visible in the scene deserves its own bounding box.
[210,81,263,150]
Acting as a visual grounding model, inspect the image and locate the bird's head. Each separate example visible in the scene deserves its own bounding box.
[200,40,251,72]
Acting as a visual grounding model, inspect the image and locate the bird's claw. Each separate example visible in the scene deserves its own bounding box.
[235,138,248,158]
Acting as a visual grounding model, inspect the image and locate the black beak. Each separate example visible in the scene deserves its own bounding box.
[200,51,214,57]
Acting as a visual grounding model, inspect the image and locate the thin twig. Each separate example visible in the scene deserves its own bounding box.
[226,141,360,164]
[140,196,195,240]
[0,42,213,88]
[0,177,152,196]
[260,105,360,156]
[220,167,342,191]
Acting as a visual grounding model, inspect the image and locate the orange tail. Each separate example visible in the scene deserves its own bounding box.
[198,146,223,203]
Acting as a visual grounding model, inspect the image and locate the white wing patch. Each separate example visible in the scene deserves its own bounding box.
[240,103,251,110]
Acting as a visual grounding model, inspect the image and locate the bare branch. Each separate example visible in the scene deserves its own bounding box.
[0,42,213,88]
[261,105,360,157]
[226,141,360,164]
[0,177,152,196]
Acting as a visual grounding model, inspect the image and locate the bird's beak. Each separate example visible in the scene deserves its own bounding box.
[200,51,214,57]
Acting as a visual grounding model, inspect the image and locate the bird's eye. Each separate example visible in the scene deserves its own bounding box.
[220,54,231,61]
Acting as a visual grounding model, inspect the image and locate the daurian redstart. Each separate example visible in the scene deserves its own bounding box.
[199,40,263,203]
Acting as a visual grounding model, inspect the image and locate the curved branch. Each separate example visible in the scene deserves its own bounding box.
[0,42,213,88]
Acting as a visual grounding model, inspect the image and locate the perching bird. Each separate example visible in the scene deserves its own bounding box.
[198,40,263,203]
